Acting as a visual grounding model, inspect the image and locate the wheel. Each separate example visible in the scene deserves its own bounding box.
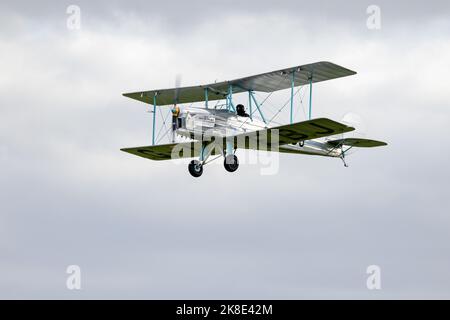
[299,140,304,147]
[224,155,239,172]
[188,160,203,177]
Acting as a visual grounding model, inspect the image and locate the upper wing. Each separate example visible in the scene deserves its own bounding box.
[326,138,387,148]
[123,61,356,106]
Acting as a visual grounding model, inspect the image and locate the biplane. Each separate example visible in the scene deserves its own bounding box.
[121,61,386,177]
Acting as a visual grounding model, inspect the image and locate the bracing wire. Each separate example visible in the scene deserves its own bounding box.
[156,125,173,145]
[155,107,172,143]
[248,74,287,119]
[203,154,222,165]
[236,74,289,129]
[293,86,307,120]
[267,86,302,125]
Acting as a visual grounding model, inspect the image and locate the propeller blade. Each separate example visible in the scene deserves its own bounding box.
[172,74,182,143]
[174,74,182,104]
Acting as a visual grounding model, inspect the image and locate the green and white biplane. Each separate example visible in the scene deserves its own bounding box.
[121,61,386,177]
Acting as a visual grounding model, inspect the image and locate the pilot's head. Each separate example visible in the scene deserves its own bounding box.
[236,104,245,114]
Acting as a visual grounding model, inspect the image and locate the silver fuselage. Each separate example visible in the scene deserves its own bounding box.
[174,107,343,158]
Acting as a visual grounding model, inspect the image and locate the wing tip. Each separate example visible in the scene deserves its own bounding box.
[319,61,357,75]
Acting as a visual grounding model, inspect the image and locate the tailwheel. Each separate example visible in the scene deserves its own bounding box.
[224,155,239,173]
[188,160,203,177]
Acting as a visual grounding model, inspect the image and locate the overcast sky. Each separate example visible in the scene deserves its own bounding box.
[1,0,450,299]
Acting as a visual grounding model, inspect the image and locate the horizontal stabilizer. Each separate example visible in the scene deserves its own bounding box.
[327,138,387,148]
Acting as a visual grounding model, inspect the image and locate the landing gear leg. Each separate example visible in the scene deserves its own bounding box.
[223,140,239,173]
[340,155,348,167]
[187,142,215,178]
[340,146,348,167]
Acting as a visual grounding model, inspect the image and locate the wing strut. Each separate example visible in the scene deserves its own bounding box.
[226,85,236,112]
[288,68,312,122]
[309,75,313,120]
[152,93,157,145]
[248,91,253,120]
[290,70,295,124]
[249,91,267,125]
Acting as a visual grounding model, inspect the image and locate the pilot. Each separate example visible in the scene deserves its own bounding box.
[172,105,180,130]
[236,104,249,117]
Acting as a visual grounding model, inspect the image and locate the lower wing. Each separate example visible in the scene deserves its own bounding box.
[121,118,354,161]
[121,142,207,161]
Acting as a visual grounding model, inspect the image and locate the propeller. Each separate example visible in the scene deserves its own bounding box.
[174,74,182,104]
[171,74,182,142]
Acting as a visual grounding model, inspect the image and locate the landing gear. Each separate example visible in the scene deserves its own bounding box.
[224,154,239,172]
[340,156,348,167]
[340,146,350,167]
[188,160,203,177]
[186,142,239,177]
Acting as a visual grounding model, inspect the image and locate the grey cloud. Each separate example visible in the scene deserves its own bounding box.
[1,0,450,299]
[2,0,450,36]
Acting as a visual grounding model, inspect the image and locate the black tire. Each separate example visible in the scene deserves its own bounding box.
[299,140,304,147]
[224,155,239,173]
[188,160,203,177]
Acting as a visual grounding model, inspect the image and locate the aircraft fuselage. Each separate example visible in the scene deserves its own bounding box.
[174,107,342,158]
